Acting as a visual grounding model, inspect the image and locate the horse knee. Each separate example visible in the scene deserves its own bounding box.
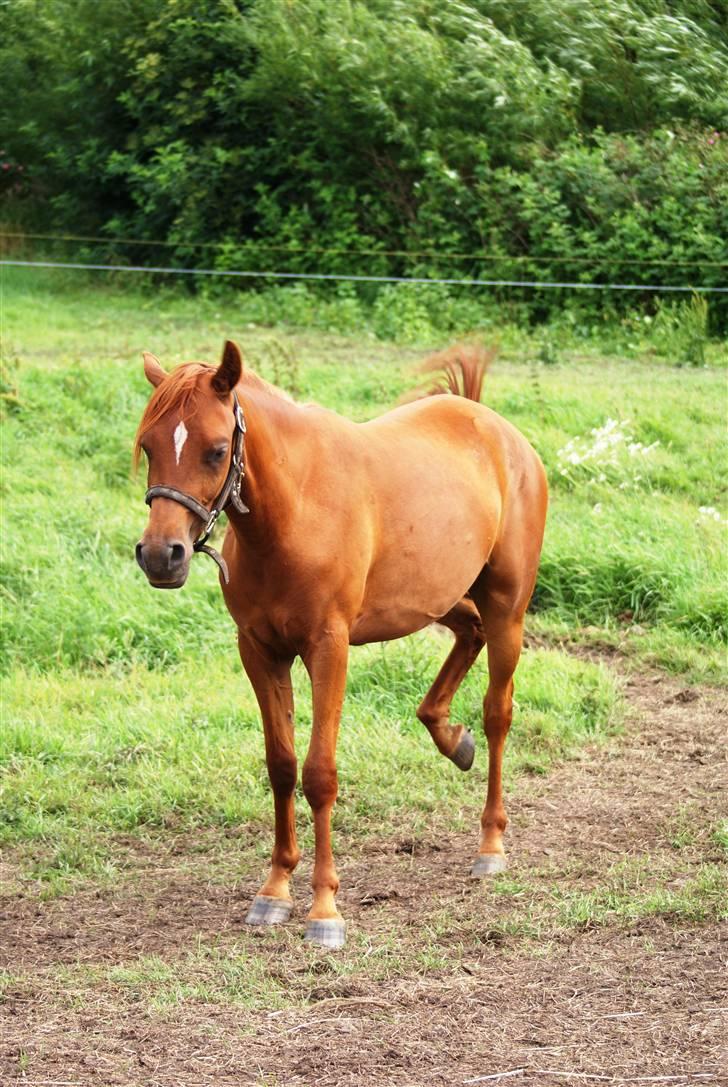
[267,750,297,795]
[302,760,338,810]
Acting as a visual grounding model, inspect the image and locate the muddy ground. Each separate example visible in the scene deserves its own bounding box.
[1,663,726,1087]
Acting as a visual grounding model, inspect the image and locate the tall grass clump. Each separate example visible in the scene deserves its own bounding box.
[533,453,727,661]
[653,294,710,367]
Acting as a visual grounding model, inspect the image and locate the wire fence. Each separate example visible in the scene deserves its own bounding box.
[2,229,726,292]
[2,230,727,268]
[1,257,727,293]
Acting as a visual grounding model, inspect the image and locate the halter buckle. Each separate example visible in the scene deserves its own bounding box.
[202,509,219,538]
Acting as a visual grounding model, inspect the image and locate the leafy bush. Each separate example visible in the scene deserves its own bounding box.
[2,0,727,326]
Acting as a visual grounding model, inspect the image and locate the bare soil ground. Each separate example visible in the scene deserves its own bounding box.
[1,663,726,1087]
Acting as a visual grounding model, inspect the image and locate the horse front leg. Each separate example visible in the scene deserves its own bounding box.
[301,628,349,949]
[238,635,301,926]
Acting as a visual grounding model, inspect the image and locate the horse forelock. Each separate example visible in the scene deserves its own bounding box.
[133,363,214,468]
[133,357,299,470]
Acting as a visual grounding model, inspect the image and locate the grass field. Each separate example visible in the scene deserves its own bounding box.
[1,267,726,881]
[1,268,726,1083]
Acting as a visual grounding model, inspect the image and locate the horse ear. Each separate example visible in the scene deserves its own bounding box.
[142,352,166,388]
[212,340,243,395]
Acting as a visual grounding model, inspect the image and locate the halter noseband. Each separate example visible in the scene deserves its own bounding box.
[144,392,249,584]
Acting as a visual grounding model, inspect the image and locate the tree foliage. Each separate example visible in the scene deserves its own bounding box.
[2,0,727,322]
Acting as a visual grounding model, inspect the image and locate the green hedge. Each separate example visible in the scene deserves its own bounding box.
[2,0,727,325]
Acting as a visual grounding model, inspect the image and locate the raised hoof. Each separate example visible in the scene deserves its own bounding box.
[245,895,293,926]
[449,729,475,772]
[304,918,346,949]
[470,853,507,878]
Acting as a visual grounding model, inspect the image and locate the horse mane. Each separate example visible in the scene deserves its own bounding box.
[414,343,496,403]
[239,368,294,403]
[133,362,214,468]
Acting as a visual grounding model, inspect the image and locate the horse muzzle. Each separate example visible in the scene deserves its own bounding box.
[135,536,191,589]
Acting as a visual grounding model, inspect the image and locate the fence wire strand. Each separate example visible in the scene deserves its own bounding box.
[1,231,727,269]
[1,258,726,293]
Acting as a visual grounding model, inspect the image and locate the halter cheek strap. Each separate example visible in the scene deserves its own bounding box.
[144,392,249,584]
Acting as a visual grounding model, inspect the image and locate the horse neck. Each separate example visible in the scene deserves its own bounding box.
[227,378,304,541]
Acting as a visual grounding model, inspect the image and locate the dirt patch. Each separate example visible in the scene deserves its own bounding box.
[2,925,726,1086]
[1,666,726,1085]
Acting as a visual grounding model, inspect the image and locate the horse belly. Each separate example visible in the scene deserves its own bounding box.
[349,477,499,644]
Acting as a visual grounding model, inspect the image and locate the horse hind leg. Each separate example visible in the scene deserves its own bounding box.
[417,596,486,771]
[471,609,523,877]
[468,553,537,877]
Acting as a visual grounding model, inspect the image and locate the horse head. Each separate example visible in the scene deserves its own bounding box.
[134,340,244,588]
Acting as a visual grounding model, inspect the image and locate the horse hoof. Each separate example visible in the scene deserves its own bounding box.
[304,918,346,949]
[450,729,475,772]
[245,895,293,926]
[470,853,507,878]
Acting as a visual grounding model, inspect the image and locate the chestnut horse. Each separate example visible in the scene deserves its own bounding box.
[135,341,547,948]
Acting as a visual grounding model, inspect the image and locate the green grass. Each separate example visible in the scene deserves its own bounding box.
[0,266,725,891]
[2,270,725,678]
[486,858,728,939]
[105,948,295,1011]
[555,863,728,927]
[0,641,617,890]
[712,819,728,855]
[413,853,728,951]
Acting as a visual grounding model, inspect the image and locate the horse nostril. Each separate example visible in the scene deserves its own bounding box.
[135,542,146,570]
[169,542,186,568]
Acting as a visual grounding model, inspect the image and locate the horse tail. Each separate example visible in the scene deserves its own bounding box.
[412,342,496,404]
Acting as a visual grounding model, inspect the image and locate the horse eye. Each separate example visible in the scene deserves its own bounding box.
[207,445,228,465]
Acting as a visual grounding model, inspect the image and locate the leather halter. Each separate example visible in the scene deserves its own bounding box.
[145,392,249,584]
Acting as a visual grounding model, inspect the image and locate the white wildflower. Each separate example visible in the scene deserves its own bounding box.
[556,417,659,489]
[698,506,726,524]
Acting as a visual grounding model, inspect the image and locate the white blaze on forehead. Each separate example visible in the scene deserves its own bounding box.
[173,420,188,465]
